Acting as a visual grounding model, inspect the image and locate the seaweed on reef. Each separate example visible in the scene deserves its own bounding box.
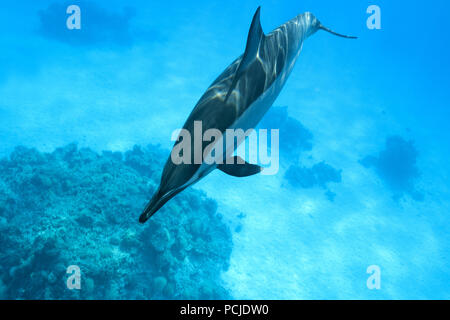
[0,143,233,299]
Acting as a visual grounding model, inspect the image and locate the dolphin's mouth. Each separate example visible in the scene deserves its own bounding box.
[139,187,184,223]
[139,188,168,223]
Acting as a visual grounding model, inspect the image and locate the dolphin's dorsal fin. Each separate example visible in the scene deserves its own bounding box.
[218,156,263,177]
[224,6,265,102]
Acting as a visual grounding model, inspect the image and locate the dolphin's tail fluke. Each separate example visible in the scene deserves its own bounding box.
[319,24,357,39]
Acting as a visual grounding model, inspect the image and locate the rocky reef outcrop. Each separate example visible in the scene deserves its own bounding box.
[0,144,232,299]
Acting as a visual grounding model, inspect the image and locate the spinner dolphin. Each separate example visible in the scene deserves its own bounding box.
[139,7,356,223]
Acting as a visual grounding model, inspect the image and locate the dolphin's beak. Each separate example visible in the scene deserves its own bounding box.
[139,188,169,223]
[139,187,184,223]
[319,24,357,39]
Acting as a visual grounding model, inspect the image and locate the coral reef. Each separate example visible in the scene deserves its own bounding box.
[284,162,342,201]
[259,106,342,200]
[258,106,313,161]
[360,136,423,201]
[0,144,232,299]
[39,1,136,47]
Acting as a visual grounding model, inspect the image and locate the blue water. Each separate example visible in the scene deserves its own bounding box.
[0,0,449,299]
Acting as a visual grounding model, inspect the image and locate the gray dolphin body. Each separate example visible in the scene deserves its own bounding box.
[139,7,356,223]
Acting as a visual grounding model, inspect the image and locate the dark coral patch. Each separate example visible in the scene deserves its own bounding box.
[284,161,342,190]
[360,136,423,201]
[38,1,136,47]
[258,106,313,161]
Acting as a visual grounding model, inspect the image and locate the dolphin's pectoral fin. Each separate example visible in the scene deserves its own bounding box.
[218,156,263,177]
[224,6,265,102]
